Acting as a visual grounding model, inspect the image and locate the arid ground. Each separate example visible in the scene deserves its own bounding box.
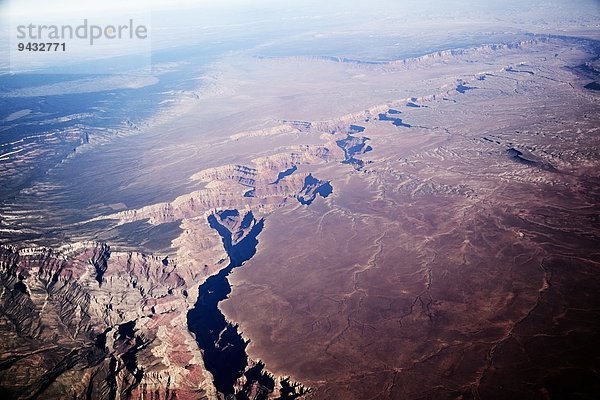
[1,8,599,399]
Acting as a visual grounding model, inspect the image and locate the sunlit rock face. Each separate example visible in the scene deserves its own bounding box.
[0,244,216,399]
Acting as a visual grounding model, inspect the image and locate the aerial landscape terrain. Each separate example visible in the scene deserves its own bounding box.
[0,0,599,399]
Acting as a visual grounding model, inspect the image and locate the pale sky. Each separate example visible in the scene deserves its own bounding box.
[2,0,281,17]
[3,0,599,19]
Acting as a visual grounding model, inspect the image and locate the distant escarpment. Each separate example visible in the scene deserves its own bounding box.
[256,38,550,70]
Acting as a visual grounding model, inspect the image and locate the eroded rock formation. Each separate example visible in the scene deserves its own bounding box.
[0,244,215,400]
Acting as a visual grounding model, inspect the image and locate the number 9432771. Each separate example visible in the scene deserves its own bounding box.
[17,42,66,52]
